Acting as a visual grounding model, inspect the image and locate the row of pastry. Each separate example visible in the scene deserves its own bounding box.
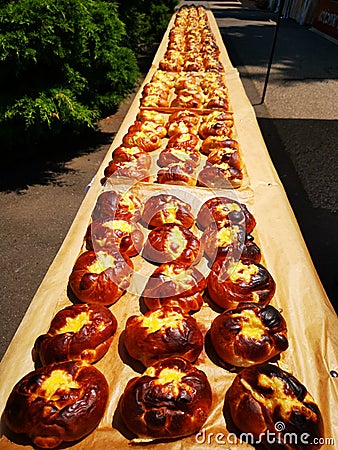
[103,109,244,188]
[2,5,324,450]
[3,187,324,448]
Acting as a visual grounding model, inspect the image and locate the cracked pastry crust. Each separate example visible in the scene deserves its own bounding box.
[210,303,288,367]
[142,223,201,265]
[120,357,212,440]
[69,250,133,306]
[198,162,243,189]
[4,361,109,449]
[207,258,275,310]
[157,161,197,186]
[33,303,118,366]
[104,158,150,182]
[202,224,261,263]
[196,196,256,234]
[226,364,324,449]
[91,190,142,223]
[123,306,203,367]
[142,261,206,313]
[141,193,195,229]
[85,218,144,257]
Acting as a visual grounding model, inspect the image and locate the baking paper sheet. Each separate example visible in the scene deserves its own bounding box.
[0,9,337,450]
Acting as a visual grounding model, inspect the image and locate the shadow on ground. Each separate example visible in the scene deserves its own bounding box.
[0,129,115,193]
[257,116,338,311]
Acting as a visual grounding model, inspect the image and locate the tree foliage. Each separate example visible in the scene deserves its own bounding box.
[0,0,140,147]
[116,0,179,55]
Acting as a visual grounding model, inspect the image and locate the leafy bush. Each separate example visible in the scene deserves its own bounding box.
[116,0,179,55]
[0,0,140,148]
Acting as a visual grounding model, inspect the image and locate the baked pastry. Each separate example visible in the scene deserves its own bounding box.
[104,159,150,182]
[136,109,167,125]
[167,110,200,136]
[205,88,229,109]
[141,194,195,229]
[166,132,201,152]
[111,145,152,168]
[143,223,201,265]
[184,54,205,72]
[198,163,243,189]
[149,71,176,89]
[201,136,238,155]
[170,88,205,109]
[34,303,118,365]
[69,250,133,305]
[202,224,246,262]
[86,218,144,257]
[207,146,242,171]
[128,120,167,139]
[123,306,203,366]
[91,190,142,223]
[157,161,197,186]
[207,258,276,310]
[196,196,256,234]
[199,115,233,140]
[120,357,212,440]
[4,360,108,449]
[122,130,162,152]
[226,364,324,449]
[210,303,288,367]
[158,146,201,168]
[143,262,206,313]
[202,224,261,263]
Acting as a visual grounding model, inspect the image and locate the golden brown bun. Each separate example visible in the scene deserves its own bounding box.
[34,303,117,366]
[170,88,204,109]
[226,364,324,449]
[85,218,144,257]
[157,162,197,186]
[136,109,167,125]
[158,146,201,168]
[167,110,200,137]
[103,159,150,182]
[201,136,238,155]
[69,250,133,306]
[207,258,275,310]
[198,163,243,189]
[210,303,288,367]
[205,89,229,109]
[202,224,261,263]
[207,146,242,171]
[141,194,195,229]
[166,132,201,151]
[120,357,212,439]
[122,130,162,152]
[202,224,246,262]
[196,196,256,234]
[111,145,152,168]
[91,190,142,223]
[143,262,206,313]
[124,306,203,366]
[143,223,201,265]
[4,361,108,449]
[128,120,167,139]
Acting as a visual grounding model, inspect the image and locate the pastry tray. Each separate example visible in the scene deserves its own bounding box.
[0,8,337,450]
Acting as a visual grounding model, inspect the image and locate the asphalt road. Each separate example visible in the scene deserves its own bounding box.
[0,1,337,361]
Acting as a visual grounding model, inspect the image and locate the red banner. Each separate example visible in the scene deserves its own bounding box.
[312,0,338,40]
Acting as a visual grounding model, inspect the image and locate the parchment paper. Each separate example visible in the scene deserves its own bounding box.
[0,9,337,450]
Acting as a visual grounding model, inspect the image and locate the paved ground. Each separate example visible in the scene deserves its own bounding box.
[0,1,337,361]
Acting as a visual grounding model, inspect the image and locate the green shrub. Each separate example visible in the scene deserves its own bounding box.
[116,0,179,55]
[0,0,140,148]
